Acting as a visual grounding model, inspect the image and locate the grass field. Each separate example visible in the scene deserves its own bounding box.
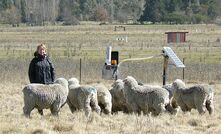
[0,81,221,134]
[0,23,221,133]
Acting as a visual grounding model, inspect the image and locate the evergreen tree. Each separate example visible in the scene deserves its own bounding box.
[20,0,26,22]
[140,0,165,23]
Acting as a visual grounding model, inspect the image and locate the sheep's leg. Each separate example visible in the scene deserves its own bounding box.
[196,104,206,115]
[67,99,76,113]
[23,95,35,118]
[38,109,43,116]
[50,102,60,116]
[206,100,214,115]
[23,99,35,118]
[90,95,101,115]
[23,105,34,118]
[104,102,112,115]
[141,106,149,115]
[84,98,92,117]
[68,104,76,113]
[176,100,189,113]
[196,98,206,114]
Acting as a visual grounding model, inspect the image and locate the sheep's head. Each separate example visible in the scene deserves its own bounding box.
[172,79,185,92]
[111,79,124,91]
[110,79,126,106]
[123,76,138,89]
[68,78,80,87]
[55,78,69,93]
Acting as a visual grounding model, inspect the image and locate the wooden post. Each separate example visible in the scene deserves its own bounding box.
[80,58,82,84]
[163,56,169,85]
[183,58,185,80]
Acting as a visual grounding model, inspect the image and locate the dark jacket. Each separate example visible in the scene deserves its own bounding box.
[28,54,55,84]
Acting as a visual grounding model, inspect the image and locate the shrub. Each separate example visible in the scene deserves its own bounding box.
[94,6,109,22]
[191,14,208,24]
[163,13,190,24]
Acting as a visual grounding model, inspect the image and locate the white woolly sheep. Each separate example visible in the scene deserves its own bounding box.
[172,79,214,115]
[23,78,69,118]
[93,84,112,115]
[67,78,101,117]
[123,76,170,116]
[110,79,129,113]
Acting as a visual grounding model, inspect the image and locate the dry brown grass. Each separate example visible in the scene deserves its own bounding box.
[0,82,221,134]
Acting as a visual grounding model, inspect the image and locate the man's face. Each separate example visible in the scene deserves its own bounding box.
[38,47,46,56]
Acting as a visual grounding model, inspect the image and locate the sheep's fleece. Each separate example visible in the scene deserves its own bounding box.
[93,84,112,114]
[172,79,214,115]
[123,76,170,115]
[67,78,101,117]
[23,78,69,117]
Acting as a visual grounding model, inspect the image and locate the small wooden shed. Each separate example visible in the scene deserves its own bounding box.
[165,32,188,43]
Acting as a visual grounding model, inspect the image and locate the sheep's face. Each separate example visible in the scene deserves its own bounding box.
[68,78,80,87]
[123,76,138,88]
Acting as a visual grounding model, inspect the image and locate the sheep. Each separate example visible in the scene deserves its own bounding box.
[93,84,112,115]
[110,79,129,113]
[172,79,214,115]
[123,76,170,116]
[67,78,101,117]
[22,78,69,118]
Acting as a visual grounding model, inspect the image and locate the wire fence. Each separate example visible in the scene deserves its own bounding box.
[0,57,220,85]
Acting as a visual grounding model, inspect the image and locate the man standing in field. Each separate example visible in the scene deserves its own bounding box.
[28,44,55,84]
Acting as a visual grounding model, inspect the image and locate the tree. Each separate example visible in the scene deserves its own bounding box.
[140,0,165,23]
[0,0,13,10]
[114,0,145,23]
[2,5,21,25]
[94,5,109,21]
[20,0,26,22]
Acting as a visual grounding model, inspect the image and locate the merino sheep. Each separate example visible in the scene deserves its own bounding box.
[123,76,170,115]
[110,79,129,113]
[23,78,69,117]
[172,79,214,115]
[67,78,101,117]
[93,84,112,115]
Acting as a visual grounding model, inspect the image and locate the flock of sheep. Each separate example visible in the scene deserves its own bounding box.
[22,76,214,118]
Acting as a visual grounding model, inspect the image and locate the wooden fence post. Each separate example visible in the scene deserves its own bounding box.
[80,58,82,84]
[183,58,185,80]
[163,56,169,85]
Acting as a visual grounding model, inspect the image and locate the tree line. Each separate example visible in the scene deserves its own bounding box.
[0,0,220,26]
